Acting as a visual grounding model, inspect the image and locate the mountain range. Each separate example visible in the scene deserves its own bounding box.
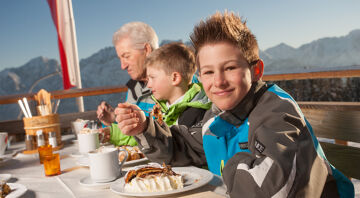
[261,29,360,73]
[0,29,359,121]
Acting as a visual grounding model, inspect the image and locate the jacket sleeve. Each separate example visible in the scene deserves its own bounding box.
[109,123,138,146]
[134,116,207,167]
[222,93,329,197]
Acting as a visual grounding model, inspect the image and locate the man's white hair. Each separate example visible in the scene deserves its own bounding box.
[112,21,159,50]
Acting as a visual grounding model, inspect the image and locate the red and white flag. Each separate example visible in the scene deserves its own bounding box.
[47,0,81,90]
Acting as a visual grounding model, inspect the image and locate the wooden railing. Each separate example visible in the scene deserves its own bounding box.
[0,68,359,105]
[262,68,360,81]
[0,85,128,105]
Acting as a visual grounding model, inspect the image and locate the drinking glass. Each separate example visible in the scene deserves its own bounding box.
[43,153,61,176]
[38,144,52,164]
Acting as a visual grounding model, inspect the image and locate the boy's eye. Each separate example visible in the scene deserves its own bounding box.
[225,66,237,71]
[201,70,213,75]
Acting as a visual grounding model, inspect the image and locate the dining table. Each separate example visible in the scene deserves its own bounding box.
[0,134,228,198]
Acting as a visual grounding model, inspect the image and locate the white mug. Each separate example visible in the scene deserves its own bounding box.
[77,132,100,154]
[88,147,128,183]
[0,132,8,155]
[71,120,89,135]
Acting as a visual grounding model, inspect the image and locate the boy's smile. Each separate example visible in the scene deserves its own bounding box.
[198,42,254,110]
[213,88,235,96]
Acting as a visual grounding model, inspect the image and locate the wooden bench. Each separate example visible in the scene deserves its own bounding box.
[300,102,360,180]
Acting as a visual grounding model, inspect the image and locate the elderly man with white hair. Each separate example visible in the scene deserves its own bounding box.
[97,22,158,145]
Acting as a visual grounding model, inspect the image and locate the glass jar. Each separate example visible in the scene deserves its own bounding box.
[25,134,36,150]
[48,132,57,147]
[36,130,45,147]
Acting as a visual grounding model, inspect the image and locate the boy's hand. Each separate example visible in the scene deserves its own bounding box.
[114,103,147,136]
[97,101,115,126]
[99,127,110,143]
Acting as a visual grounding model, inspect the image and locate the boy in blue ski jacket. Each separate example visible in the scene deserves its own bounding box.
[113,11,354,197]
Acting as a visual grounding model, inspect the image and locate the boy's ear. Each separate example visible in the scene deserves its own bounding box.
[144,43,152,56]
[171,72,182,86]
[252,59,264,82]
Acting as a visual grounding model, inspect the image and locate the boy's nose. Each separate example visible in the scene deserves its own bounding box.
[213,72,227,87]
[146,82,152,88]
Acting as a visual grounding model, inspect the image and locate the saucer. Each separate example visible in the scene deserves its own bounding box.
[0,156,12,165]
[0,150,17,158]
[79,176,119,189]
[76,156,89,166]
[0,173,11,182]
[70,151,84,158]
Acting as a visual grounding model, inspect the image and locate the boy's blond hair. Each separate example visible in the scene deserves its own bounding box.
[145,42,196,84]
[190,11,259,69]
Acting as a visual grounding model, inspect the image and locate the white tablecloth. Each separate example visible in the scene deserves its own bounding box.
[0,135,228,198]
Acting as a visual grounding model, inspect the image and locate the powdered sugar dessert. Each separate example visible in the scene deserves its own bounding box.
[124,163,183,193]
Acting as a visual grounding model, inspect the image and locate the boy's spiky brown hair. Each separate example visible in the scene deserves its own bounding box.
[190,11,259,68]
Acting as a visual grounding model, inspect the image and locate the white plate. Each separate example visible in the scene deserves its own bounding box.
[123,157,149,166]
[6,183,27,198]
[77,156,148,167]
[0,173,11,182]
[100,142,112,147]
[79,175,120,189]
[110,166,214,197]
[0,156,12,164]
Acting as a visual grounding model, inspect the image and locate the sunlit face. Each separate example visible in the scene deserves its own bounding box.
[146,66,173,101]
[198,42,253,110]
[115,37,147,81]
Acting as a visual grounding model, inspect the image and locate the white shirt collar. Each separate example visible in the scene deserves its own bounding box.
[166,94,185,108]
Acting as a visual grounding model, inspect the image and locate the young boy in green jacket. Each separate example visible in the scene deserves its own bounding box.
[102,42,210,146]
[145,42,211,128]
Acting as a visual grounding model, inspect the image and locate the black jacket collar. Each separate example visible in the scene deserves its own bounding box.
[213,80,270,126]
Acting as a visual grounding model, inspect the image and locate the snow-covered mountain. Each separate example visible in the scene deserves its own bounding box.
[261,29,360,72]
[0,47,129,121]
[1,30,360,120]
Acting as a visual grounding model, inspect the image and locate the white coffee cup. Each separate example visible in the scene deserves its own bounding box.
[0,132,8,155]
[71,120,89,135]
[77,132,100,154]
[88,147,128,183]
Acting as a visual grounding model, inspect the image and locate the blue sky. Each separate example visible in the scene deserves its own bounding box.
[0,0,359,71]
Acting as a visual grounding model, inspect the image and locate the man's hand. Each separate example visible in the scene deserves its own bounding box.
[96,101,115,126]
[99,127,110,143]
[114,103,147,136]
